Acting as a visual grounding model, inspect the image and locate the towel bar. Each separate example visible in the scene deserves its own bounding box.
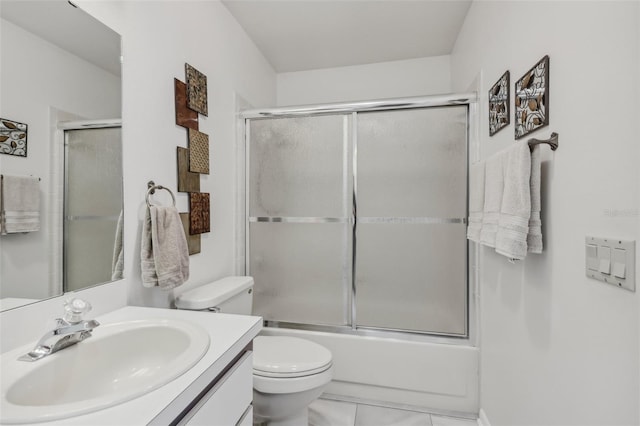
[528,132,558,151]
[146,181,176,207]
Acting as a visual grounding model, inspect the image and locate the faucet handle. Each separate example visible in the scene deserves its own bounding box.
[63,298,92,324]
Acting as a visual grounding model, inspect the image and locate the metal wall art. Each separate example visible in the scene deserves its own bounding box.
[180,212,201,255]
[0,118,28,157]
[174,79,199,130]
[189,192,210,235]
[177,147,200,193]
[173,63,211,252]
[515,55,549,139]
[185,63,208,116]
[188,129,210,174]
[489,71,510,136]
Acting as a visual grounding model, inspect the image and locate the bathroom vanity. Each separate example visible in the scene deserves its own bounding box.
[0,306,262,425]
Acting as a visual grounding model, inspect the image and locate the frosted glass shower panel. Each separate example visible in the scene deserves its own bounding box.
[65,127,123,292]
[66,128,123,217]
[250,222,350,326]
[249,115,349,218]
[355,224,467,335]
[357,106,467,218]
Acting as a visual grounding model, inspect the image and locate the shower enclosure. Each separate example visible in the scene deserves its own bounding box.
[244,95,471,338]
[63,124,123,292]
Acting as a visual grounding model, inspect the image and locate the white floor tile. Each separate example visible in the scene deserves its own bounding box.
[431,415,477,426]
[309,398,357,426]
[355,404,432,426]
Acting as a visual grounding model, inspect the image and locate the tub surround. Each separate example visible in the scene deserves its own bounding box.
[0,306,262,425]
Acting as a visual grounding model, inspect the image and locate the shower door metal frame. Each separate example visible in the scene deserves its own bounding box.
[242,93,477,342]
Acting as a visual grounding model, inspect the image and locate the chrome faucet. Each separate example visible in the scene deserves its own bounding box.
[18,298,100,362]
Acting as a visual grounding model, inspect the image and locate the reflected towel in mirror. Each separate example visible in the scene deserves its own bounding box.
[0,175,40,235]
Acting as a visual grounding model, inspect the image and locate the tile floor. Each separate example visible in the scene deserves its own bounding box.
[308,398,478,426]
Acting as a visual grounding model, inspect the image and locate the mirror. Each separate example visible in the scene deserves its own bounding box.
[0,1,123,311]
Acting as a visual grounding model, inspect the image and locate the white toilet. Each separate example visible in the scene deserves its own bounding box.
[175,277,333,426]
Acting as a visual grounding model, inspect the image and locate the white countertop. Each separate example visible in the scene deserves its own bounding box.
[1,306,262,426]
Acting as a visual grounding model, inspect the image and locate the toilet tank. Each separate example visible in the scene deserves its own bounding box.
[175,276,254,314]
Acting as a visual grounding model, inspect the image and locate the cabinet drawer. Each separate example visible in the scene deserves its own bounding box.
[181,352,253,426]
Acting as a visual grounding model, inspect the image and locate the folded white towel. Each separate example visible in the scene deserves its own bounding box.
[527,145,543,253]
[467,161,485,243]
[479,154,504,248]
[141,206,189,290]
[495,142,531,260]
[0,175,40,234]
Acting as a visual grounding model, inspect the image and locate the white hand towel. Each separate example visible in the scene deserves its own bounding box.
[479,153,504,248]
[0,175,40,234]
[140,206,189,289]
[527,145,543,253]
[111,210,124,281]
[495,142,531,260]
[466,161,485,243]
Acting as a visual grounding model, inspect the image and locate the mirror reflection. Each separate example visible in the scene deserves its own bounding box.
[0,1,123,311]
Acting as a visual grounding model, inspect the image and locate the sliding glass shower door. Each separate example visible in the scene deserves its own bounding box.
[247,104,468,337]
[248,115,353,326]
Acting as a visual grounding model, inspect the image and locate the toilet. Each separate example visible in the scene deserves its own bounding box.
[175,277,333,426]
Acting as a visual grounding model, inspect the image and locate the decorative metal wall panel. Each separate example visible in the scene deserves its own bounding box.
[0,118,28,157]
[177,147,200,192]
[189,192,210,234]
[185,63,208,116]
[180,212,201,254]
[174,79,199,130]
[188,129,209,174]
[515,55,549,139]
[488,71,510,136]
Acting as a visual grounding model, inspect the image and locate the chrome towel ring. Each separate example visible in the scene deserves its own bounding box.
[146,180,176,207]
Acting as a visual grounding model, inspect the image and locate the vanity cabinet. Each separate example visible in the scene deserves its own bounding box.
[180,351,253,425]
[150,344,254,426]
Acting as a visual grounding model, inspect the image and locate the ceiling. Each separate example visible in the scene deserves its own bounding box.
[222,0,472,73]
[0,0,121,76]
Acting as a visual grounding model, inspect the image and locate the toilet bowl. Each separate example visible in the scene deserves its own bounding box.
[175,277,333,426]
[252,336,333,426]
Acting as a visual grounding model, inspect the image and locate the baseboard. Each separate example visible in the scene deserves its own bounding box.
[477,408,491,426]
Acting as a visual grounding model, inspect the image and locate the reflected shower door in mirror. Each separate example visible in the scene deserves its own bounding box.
[0,1,122,311]
[64,125,123,292]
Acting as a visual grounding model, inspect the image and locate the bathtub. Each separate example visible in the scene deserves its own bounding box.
[260,327,479,416]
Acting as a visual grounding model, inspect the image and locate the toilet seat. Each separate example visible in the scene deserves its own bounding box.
[253,364,334,394]
[253,336,332,379]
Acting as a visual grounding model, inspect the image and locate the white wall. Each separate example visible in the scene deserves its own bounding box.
[451,2,640,425]
[0,19,121,299]
[76,1,277,308]
[277,55,451,106]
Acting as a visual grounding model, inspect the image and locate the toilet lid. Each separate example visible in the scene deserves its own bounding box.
[253,336,332,378]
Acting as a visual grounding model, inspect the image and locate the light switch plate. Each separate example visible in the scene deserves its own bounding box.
[585,236,635,292]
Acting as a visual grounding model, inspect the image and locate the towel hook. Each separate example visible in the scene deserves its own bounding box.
[146,181,176,207]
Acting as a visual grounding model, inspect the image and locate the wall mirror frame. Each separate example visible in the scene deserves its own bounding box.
[0,1,124,312]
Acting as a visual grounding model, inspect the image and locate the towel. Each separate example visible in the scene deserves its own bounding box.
[495,142,532,260]
[466,162,485,243]
[111,210,124,280]
[141,205,189,289]
[479,153,504,248]
[527,145,543,253]
[0,175,40,234]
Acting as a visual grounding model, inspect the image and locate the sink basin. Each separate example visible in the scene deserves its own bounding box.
[1,318,210,424]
